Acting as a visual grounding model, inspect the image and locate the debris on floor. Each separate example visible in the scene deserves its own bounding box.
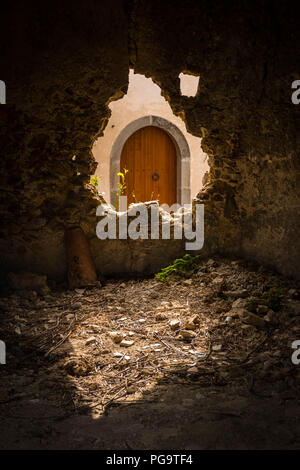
[0,257,300,449]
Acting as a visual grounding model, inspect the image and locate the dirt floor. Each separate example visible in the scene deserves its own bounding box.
[0,257,300,450]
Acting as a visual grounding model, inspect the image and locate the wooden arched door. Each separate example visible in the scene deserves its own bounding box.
[120,126,177,206]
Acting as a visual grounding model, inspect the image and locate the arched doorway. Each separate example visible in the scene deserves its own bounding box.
[110,115,191,207]
[120,126,177,206]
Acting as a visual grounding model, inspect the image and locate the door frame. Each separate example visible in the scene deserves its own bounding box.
[110,115,191,207]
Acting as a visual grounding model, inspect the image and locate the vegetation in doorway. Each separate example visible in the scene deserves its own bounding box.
[155,253,200,283]
[115,167,128,210]
[90,175,101,188]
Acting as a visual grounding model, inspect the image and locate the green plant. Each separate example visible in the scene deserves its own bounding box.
[155,254,200,283]
[262,285,283,311]
[90,175,101,188]
[115,168,128,209]
[246,281,284,312]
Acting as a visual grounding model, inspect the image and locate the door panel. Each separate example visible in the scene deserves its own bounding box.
[120,126,177,206]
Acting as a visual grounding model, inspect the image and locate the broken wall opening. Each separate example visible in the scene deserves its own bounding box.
[92,69,209,206]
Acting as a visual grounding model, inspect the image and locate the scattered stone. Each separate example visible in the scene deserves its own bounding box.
[256,305,269,314]
[101,349,110,354]
[155,312,168,321]
[120,339,134,347]
[225,316,233,323]
[212,276,224,285]
[109,331,124,343]
[180,330,197,340]
[113,352,123,357]
[169,319,181,330]
[264,310,278,324]
[71,302,82,310]
[187,366,199,374]
[225,289,248,299]
[66,314,75,321]
[238,309,267,328]
[190,314,200,324]
[85,336,97,345]
[64,358,90,377]
[89,324,101,332]
[184,319,197,330]
[75,288,85,295]
[212,344,223,351]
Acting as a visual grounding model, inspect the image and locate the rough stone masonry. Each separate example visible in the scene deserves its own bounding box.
[0,0,299,280]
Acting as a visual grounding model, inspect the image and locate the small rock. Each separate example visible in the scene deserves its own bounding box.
[66,314,75,321]
[75,288,85,295]
[212,276,224,285]
[187,366,199,374]
[180,329,197,340]
[225,316,233,323]
[89,324,101,332]
[225,289,248,299]
[184,319,197,330]
[169,319,181,330]
[71,302,82,310]
[190,314,200,324]
[256,305,269,314]
[85,336,97,345]
[183,279,192,285]
[120,339,134,347]
[264,310,278,324]
[64,358,90,377]
[238,309,267,328]
[109,331,123,343]
[155,312,168,321]
[113,352,123,357]
[101,349,110,354]
[212,344,222,351]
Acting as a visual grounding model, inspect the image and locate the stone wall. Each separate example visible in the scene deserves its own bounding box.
[1,0,299,280]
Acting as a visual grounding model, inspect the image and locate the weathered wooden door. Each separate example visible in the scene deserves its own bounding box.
[120,126,177,206]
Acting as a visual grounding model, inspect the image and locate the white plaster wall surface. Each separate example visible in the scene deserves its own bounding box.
[92,70,208,204]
